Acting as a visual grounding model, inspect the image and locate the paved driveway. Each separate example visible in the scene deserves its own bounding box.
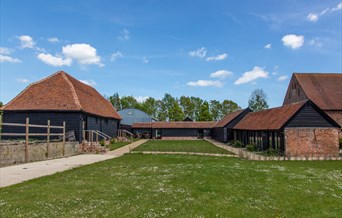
[0,139,147,187]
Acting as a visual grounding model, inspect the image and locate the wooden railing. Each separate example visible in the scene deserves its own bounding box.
[0,118,66,162]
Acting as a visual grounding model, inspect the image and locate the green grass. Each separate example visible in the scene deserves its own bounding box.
[0,155,341,217]
[107,138,139,151]
[133,139,234,154]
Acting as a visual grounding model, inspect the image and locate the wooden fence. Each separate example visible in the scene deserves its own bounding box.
[0,118,66,162]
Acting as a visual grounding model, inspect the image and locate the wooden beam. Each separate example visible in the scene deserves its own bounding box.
[25,118,29,163]
[47,120,50,158]
[63,121,66,156]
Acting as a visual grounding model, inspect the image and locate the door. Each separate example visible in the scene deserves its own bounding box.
[198,129,204,139]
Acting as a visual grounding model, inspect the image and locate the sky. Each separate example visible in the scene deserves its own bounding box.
[1,0,341,108]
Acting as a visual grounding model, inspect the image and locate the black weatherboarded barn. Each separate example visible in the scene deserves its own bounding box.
[1,71,122,142]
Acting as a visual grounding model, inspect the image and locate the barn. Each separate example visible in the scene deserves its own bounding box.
[283,73,342,136]
[118,108,157,132]
[132,121,215,139]
[233,100,340,156]
[1,71,121,142]
[211,108,251,143]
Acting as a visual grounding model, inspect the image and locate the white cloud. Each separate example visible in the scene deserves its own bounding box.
[135,96,149,103]
[309,38,323,47]
[331,2,342,12]
[16,78,29,83]
[210,70,233,79]
[189,47,207,58]
[80,79,96,87]
[62,43,103,67]
[264,43,272,49]
[118,28,130,41]
[307,3,342,22]
[282,34,304,49]
[234,66,269,85]
[307,13,318,22]
[187,80,223,88]
[110,51,123,61]
[206,53,228,61]
[0,47,10,54]
[142,56,149,64]
[37,53,72,67]
[277,75,288,81]
[48,37,60,43]
[0,55,21,63]
[18,35,36,48]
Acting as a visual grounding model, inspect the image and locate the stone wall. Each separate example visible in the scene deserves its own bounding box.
[0,141,80,167]
[285,128,339,157]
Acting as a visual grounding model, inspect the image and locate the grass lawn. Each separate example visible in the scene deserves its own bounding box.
[1,155,341,217]
[107,138,139,151]
[133,139,234,154]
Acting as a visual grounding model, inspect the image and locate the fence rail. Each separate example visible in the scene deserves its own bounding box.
[0,118,66,162]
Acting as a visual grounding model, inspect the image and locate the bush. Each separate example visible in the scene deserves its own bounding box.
[231,140,243,148]
[266,147,276,156]
[339,138,342,149]
[100,139,105,147]
[110,138,116,144]
[246,144,256,152]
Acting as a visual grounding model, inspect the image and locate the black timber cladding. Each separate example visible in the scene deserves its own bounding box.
[285,101,340,128]
[212,109,251,143]
[2,111,120,142]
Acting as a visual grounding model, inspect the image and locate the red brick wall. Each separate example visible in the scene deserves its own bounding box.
[326,111,342,138]
[285,128,339,157]
[161,137,198,140]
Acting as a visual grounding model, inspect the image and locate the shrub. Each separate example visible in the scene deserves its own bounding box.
[110,138,116,144]
[246,144,256,152]
[100,139,105,147]
[339,138,342,149]
[266,147,276,156]
[232,140,243,148]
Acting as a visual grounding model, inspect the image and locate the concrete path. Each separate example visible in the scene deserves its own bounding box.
[0,139,148,188]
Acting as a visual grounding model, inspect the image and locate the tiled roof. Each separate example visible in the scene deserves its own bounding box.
[234,100,307,130]
[132,121,216,129]
[212,109,245,128]
[132,122,153,128]
[2,71,121,119]
[294,73,342,110]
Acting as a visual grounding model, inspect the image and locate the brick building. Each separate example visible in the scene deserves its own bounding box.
[283,73,342,137]
[233,100,340,156]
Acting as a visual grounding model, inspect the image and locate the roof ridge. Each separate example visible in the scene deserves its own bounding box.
[1,71,65,110]
[61,72,82,110]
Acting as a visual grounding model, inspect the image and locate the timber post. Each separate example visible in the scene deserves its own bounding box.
[25,118,29,163]
[47,120,50,158]
[63,121,66,156]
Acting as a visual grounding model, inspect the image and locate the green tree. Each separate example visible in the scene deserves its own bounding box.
[120,96,139,109]
[221,100,240,115]
[248,88,269,112]
[180,96,195,120]
[209,100,222,121]
[109,92,121,110]
[156,100,167,121]
[191,97,203,121]
[140,97,158,118]
[169,100,184,121]
[198,101,212,121]
[0,101,3,107]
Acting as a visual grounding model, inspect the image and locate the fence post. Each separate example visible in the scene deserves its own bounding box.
[96,131,99,144]
[82,121,85,143]
[25,118,29,163]
[47,120,50,158]
[90,131,93,149]
[63,121,66,156]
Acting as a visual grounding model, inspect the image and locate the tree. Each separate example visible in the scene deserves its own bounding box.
[109,92,121,110]
[191,97,203,121]
[221,100,241,115]
[0,101,3,107]
[209,100,222,121]
[156,100,167,121]
[248,88,269,112]
[198,101,212,121]
[140,97,158,118]
[120,96,139,109]
[180,96,196,120]
[169,100,184,121]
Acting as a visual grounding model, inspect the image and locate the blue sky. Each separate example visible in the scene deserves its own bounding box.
[1,0,341,108]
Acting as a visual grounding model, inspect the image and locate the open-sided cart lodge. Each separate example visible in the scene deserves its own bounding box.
[1,71,121,142]
[1,71,341,156]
